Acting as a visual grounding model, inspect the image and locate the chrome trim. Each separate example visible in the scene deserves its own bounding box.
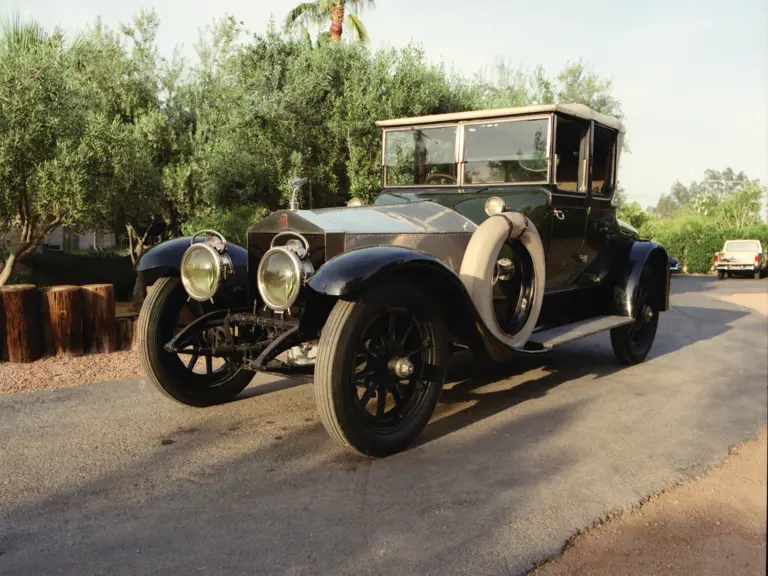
[190,229,227,250]
[270,231,311,258]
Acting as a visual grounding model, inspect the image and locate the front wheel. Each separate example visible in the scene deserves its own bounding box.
[314,280,448,457]
[137,277,253,407]
[610,269,659,365]
[718,271,725,280]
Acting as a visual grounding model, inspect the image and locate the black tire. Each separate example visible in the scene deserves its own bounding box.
[315,280,448,457]
[727,272,733,278]
[610,269,660,365]
[717,271,725,280]
[137,277,252,407]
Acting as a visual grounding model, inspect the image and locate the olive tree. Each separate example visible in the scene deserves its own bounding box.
[0,18,108,285]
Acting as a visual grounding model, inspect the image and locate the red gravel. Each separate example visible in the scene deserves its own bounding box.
[0,351,141,396]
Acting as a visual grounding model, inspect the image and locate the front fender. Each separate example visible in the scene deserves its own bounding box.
[612,240,670,317]
[137,237,249,297]
[305,246,514,361]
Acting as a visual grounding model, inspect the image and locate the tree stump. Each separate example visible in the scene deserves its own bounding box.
[82,284,117,354]
[117,317,135,351]
[39,286,83,357]
[0,284,42,363]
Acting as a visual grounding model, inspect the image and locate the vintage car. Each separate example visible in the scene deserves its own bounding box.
[136,103,670,457]
[714,239,766,279]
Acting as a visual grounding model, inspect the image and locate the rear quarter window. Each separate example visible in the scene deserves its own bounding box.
[724,241,761,251]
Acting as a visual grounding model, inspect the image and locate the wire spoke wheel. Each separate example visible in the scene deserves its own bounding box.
[137,277,252,407]
[351,309,430,431]
[174,300,233,378]
[314,280,448,457]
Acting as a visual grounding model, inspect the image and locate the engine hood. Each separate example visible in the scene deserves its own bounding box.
[248,201,476,236]
[248,201,477,273]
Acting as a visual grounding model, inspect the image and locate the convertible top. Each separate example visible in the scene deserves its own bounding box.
[375,103,625,133]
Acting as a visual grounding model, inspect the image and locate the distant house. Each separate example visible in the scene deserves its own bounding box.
[0,226,118,253]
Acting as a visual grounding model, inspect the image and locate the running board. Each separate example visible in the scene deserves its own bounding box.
[528,315,634,350]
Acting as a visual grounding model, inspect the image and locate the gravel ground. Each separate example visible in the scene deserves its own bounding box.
[0,350,140,396]
[530,428,767,576]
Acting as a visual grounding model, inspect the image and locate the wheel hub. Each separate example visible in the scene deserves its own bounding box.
[642,305,654,323]
[389,357,415,378]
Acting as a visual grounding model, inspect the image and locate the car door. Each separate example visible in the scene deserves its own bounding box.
[545,115,591,292]
[585,122,620,265]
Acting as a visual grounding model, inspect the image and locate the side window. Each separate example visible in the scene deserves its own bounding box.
[554,117,589,192]
[591,125,617,195]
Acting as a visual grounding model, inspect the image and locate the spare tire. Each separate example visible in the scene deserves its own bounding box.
[459,212,545,349]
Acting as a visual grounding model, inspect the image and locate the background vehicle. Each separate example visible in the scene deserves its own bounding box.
[136,104,670,457]
[668,255,681,273]
[714,239,766,279]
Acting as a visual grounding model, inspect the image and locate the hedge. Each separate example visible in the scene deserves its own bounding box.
[645,221,768,273]
[20,250,136,300]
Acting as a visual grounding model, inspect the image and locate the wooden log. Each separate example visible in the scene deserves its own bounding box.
[39,285,83,357]
[82,284,117,354]
[0,284,42,363]
[116,317,135,351]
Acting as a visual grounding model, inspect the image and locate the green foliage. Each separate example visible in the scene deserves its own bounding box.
[653,168,762,220]
[644,169,766,273]
[284,0,376,43]
[181,205,270,245]
[0,12,629,274]
[648,216,768,273]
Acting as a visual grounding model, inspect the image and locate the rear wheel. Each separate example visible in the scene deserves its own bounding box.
[717,271,725,280]
[611,269,659,365]
[314,280,448,457]
[137,277,252,407]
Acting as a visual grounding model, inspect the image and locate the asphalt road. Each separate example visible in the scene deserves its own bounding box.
[1,275,766,576]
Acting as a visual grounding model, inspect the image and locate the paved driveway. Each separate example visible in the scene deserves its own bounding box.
[1,276,766,576]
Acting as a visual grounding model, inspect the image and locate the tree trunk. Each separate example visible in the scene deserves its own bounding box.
[1,284,42,363]
[131,270,147,311]
[330,4,344,42]
[117,317,135,351]
[39,286,83,357]
[82,284,117,354]
[0,253,17,287]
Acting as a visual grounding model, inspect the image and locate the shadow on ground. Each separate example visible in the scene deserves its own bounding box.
[0,294,764,576]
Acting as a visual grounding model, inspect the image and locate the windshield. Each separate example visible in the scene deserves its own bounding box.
[463,118,550,184]
[724,240,761,252]
[383,126,457,186]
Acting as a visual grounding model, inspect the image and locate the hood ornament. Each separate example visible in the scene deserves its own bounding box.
[289,177,308,211]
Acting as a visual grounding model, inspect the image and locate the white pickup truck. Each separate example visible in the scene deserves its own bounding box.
[714,239,766,279]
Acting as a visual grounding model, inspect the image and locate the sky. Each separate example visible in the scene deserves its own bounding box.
[3,0,767,208]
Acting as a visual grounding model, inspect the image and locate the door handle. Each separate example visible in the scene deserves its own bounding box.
[552,208,565,221]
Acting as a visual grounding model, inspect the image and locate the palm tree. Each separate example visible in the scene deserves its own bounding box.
[284,0,375,44]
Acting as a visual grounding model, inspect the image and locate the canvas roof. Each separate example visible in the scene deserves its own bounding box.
[375,103,625,133]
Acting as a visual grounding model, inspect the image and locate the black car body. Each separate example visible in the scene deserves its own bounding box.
[137,103,670,456]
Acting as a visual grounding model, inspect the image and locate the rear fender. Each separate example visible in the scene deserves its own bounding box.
[137,237,249,303]
[304,246,513,360]
[612,241,670,317]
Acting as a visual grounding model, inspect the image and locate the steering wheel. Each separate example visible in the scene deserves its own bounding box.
[425,173,457,185]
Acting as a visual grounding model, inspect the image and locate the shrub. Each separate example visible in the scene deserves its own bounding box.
[23,251,136,300]
[649,220,768,273]
[181,205,270,246]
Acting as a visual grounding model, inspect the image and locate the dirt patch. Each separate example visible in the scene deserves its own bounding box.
[716,292,768,316]
[530,428,767,576]
[0,350,141,396]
